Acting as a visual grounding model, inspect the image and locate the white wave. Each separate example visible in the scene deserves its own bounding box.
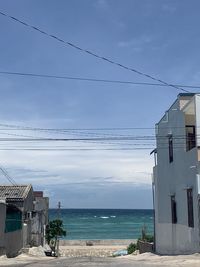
[110,216,116,218]
[100,216,109,219]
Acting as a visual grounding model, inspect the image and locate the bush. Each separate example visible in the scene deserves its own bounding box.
[140,224,154,243]
[143,234,154,243]
[127,242,138,254]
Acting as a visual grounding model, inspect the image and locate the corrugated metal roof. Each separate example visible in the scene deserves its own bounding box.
[0,185,32,200]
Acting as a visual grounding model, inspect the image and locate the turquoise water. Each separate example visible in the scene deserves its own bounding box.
[49,209,154,240]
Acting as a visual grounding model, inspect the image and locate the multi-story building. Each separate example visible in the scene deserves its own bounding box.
[152,93,200,254]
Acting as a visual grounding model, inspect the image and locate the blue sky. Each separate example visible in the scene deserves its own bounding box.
[0,0,199,208]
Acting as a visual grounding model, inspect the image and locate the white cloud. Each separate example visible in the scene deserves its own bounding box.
[118,35,152,51]
[162,4,176,14]
[94,0,109,10]
[0,121,154,207]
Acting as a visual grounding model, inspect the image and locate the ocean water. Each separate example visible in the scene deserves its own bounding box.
[49,209,153,240]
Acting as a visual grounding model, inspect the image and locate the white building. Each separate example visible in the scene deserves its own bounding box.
[153,93,200,254]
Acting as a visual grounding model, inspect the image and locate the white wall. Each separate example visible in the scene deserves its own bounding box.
[155,95,200,254]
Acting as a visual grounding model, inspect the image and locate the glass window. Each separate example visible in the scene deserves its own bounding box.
[171,195,177,224]
[168,135,173,163]
[187,189,194,228]
[186,126,196,151]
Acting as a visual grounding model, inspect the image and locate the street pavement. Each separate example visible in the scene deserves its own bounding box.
[1,256,200,267]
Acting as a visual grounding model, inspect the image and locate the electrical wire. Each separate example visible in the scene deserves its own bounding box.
[0,10,190,93]
[0,123,200,131]
[0,70,200,89]
[0,166,17,185]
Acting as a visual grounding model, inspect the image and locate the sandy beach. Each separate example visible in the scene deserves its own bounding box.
[58,239,132,257]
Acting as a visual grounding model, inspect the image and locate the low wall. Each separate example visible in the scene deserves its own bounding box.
[60,239,135,246]
[59,245,127,257]
[138,240,154,254]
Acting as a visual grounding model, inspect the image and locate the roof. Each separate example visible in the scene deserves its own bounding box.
[0,185,32,201]
[178,93,195,97]
[34,191,43,198]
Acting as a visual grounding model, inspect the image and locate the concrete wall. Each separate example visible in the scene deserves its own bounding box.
[5,229,23,258]
[195,94,200,147]
[31,197,49,246]
[0,203,23,257]
[154,95,200,254]
[0,202,6,255]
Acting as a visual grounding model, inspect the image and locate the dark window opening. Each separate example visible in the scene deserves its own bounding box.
[5,205,22,233]
[187,189,194,228]
[186,125,196,151]
[171,195,177,224]
[168,135,173,163]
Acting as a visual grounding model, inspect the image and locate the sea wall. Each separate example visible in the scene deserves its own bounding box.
[60,239,135,246]
[59,245,127,257]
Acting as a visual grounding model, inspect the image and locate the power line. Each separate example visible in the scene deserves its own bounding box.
[0,70,200,89]
[0,10,190,93]
[0,166,17,185]
[0,122,199,131]
[0,124,198,142]
[0,148,169,151]
[0,136,196,141]
[0,146,194,151]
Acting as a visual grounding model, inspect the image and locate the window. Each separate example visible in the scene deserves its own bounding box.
[168,135,173,163]
[187,189,194,228]
[5,206,22,233]
[171,195,177,224]
[186,126,196,151]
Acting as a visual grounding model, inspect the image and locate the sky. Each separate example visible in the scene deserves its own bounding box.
[0,0,200,208]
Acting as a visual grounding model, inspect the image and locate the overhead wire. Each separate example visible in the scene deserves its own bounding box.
[0,166,17,185]
[0,123,200,131]
[0,70,200,89]
[0,10,191,93]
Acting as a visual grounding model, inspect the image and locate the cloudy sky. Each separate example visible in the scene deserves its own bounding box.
[0,0,199,208]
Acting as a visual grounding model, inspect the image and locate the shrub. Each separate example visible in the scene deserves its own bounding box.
[46,219,66,251]
[140,224,154,243]
[143,234,154,243]
[127,242,138,254]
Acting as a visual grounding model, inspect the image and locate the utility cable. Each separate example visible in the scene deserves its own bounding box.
[0,122,200,131]
[0,10,190,93]
[0,70,200,89]
[0,166,17,185]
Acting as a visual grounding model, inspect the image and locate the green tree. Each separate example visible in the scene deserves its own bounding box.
[46,219,66,253]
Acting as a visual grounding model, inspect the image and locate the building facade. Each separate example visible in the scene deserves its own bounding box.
[31,191,49,246]
[153,93,200,254]
[0,185,49,257]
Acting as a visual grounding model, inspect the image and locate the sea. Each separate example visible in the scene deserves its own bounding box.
[49,209,154,240]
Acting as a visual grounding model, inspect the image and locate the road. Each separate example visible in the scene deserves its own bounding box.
[1,256,200,267]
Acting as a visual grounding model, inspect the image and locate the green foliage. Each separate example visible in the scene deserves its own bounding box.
[127,242,138,254]
[139,224,154,242]
[127,225,154,255]
[46,219,66,248]
[142,234,154,243]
